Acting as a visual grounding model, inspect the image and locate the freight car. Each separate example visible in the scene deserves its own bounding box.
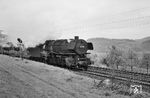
[28,36,93,70]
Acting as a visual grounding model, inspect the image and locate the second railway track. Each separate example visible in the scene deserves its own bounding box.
[87,66,150,83]
[78,66,150,92]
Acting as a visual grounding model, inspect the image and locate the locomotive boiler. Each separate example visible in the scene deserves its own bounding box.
[43,36,93,70]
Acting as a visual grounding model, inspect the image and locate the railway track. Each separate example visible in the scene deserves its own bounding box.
[80,66,150,92]
[87,66,150,84]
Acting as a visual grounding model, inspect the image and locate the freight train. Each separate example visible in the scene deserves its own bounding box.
[0,36,93,70]
[27,36,93,70]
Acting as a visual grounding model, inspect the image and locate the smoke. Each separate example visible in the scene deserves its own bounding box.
[4,12,62,47]
[0,0,64,47]
[0,30,8,43]
[4,27,61,47]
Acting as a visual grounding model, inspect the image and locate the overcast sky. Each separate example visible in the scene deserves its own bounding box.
[0,0,150,46]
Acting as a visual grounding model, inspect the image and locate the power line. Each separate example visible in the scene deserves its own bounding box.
[55,15,150,33]
[55,7,150,32]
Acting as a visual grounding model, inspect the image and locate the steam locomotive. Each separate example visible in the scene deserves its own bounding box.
[27,36,93,70]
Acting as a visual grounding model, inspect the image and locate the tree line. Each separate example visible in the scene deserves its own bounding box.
[101,45,150,74]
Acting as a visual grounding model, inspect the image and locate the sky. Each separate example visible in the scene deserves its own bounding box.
[0,0,150,46]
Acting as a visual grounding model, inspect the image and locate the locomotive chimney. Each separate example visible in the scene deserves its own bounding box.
[75,36,79,40]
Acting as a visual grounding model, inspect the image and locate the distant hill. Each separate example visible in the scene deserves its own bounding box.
[141,39,150,52]
[87,37,150,53]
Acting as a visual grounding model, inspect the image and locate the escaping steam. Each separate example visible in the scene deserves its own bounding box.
[0,29,61,47]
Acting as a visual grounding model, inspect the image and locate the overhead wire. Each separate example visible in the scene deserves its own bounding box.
[54,7,150,33]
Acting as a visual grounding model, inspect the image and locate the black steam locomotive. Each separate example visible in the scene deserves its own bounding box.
[27,36,93,70]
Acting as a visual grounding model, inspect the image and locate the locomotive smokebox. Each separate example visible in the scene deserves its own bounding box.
[75,36,79,40]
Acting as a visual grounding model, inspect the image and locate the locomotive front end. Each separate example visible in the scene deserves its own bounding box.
[67,36,94,70]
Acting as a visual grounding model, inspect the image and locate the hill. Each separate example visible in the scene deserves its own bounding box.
[87,36,150,53]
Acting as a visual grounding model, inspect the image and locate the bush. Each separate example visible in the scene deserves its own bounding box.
[102,45,125,69]
[101,46,140,71]
[88,52,107,67]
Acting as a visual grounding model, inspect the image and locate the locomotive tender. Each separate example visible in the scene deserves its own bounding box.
[28,36,93,70]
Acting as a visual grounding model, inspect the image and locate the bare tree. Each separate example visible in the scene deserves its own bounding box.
[115,55,126,69]
[105,45,123,69]
[142,53,150,74]
[126,49,138,72]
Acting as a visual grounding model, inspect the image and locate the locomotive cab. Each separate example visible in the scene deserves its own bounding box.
[87,42,93,50]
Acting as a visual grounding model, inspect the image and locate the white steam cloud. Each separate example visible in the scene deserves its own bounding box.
[0,0,64,47]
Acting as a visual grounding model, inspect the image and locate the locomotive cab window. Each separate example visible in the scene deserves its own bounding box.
[87,43,93,50]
